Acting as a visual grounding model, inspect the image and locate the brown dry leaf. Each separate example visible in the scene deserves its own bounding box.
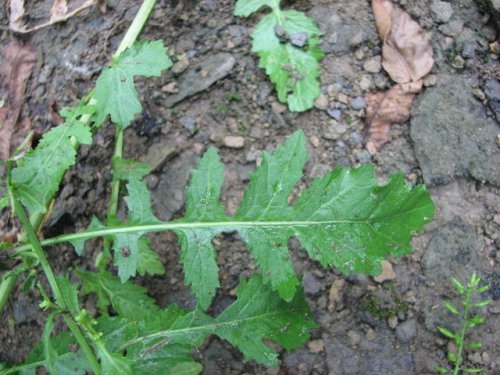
[372,0,434,83]
[50,0,69,22]
[0,41,37,160]
[365,81,422,148]
[8,0,26,31]
[9,0,96,33]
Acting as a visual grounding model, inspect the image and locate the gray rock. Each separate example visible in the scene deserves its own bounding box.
[484,79,500,101]
[325,329,415,374]
[323,123,347,140]
[477,0,500,29]
[395,319,417,343]
[363,56,382,73]
[165,53,236,107]
[355,150,372,163]
[179,116,197,135]
[327,108,342,120]
[422,220,483,286]
[461,42,477,58]
[410,77,500,186]
[308,6,374,54]
[152,152,198,221]
[431,0,454,23]
[438,19,464,37]
[140,142,177,171]
[303,271,321,295]
[351,96,366,110]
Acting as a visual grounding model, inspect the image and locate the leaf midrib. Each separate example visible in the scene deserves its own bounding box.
[13,201,433,253]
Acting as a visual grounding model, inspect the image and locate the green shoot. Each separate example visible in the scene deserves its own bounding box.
[435,273,492,375]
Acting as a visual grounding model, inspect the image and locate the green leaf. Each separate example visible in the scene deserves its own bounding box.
[94,40,172,127]
[175,147,226,309]
[451,277,465,294]
[97,305,199,374]
[21,331,92,375]
[447,352,458,362]
[0,196,8,210]
[462,368,483,373]
[443,301,459,315]
[76,270,158,319]
[234,0,274,16]
[437,326,456,340]
[137,237,165,276]
[235,0,324,111]
[113,158,151,181]
[68,130,434,307]
[42,312,58,374]
[56,275,81,316]
[466,342,483,349]
[11,106,93,215]
[125,275,316,368]
[251,10,323,111]
[473,299,492,308]
[98,350,133,375]
[476,285,489,293]
[434,366,450,374]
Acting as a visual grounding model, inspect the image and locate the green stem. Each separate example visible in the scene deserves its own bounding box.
[10,193,101,373]
[13,218,375,254]
[11,193,65,307]
[63,314,102,375]
[453,287,473,375]
[0,271,17,313]
[97,126,124,269]
[114,0,158,57]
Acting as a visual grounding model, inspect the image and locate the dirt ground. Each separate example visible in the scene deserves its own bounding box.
[0,0,499,374]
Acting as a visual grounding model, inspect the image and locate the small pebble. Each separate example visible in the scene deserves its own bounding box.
[395,319,417,343]
[431,0,454,23]
[310,135,320,148]
[363,56,382,73]
[451,55,465,69]
[356,150,372,163]
[327,108,342,120]
[347,330,361,347]
[366,329,377,341]
[307,339,325,353]
[223,136,245,149]
[171,55,190,74]
[423,74,438,87]
[388,315,398,329]
[328,279,345,312]
[315,94,329,110]
[351,96,366,110]
[373,260,397,283]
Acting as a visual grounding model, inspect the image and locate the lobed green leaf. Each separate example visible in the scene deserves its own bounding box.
[235,0,324,111]
[11,105,94,216]
[109,275,315,368]
[94,40,172,127]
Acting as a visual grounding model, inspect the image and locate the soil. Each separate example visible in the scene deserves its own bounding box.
[0,0,499,374]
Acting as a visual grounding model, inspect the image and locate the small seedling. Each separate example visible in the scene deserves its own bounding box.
[435,273,492,375]
[0,1,436,373]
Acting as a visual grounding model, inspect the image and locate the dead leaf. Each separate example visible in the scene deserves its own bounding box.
[9,0,96,33]
[0,41,37,160]
[372,0,434,83]
[365,81,422,148]
[50,0,69,22]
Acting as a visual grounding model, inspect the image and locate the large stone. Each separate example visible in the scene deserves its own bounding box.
[478,0,500,30]
[307,6,375,54]
[410,77,500,186]
[422,219,483,286]
[165,53,236,107]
